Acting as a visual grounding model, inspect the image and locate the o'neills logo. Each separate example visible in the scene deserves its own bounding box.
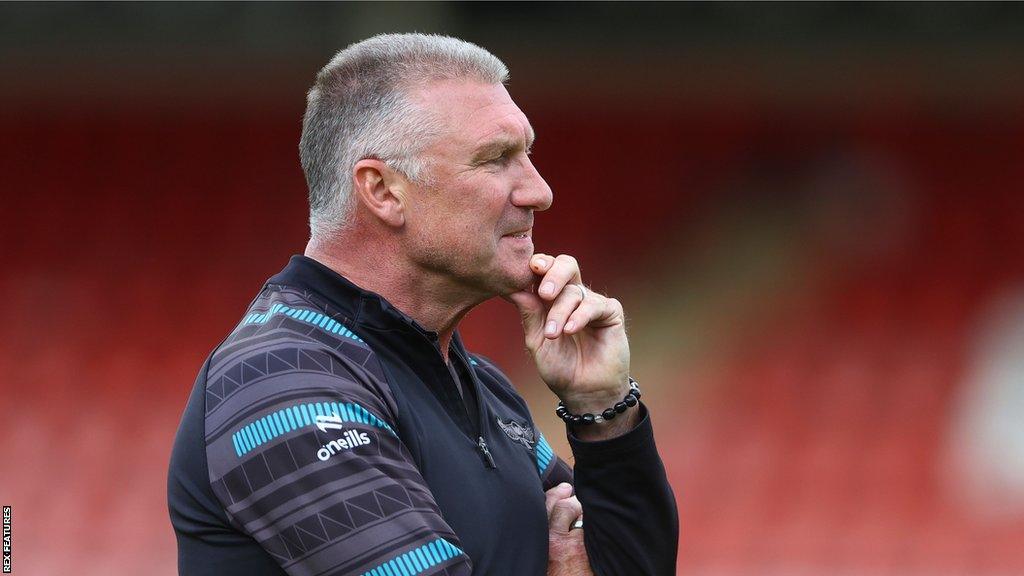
[316,414,372,461]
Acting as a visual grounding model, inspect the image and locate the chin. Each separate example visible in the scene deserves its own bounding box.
[493,264,535,295]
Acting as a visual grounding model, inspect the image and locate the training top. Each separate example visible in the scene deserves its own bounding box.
[168,255,678,576]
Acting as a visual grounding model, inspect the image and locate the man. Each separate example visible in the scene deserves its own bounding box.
[168,33,677,576]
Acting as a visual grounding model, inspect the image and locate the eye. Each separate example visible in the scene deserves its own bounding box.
[488,151,514,166]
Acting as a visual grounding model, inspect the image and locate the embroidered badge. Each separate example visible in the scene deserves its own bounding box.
[496,417,536,450]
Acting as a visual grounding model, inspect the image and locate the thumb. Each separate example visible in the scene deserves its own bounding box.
[548,496,583,535]
[503,287,547,339]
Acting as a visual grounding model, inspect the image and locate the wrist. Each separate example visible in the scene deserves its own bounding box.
[556,377,640,426]
[557,377,630,413]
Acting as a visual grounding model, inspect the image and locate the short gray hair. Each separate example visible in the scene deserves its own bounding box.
[299,33,509,238]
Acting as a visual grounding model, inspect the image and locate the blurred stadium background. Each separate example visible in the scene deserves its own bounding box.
[3,3,1024,574]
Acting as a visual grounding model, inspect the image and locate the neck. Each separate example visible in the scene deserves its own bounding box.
[305,232,485,362]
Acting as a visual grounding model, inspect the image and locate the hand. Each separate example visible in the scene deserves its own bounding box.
[504,253,631,413]
[545,483,593,576]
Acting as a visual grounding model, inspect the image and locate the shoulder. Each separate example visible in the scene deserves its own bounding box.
[205,284,396,427]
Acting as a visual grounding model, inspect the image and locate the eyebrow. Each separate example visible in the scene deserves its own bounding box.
[471,126,536,163]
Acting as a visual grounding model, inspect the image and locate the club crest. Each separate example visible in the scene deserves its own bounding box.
[496,417,536,450]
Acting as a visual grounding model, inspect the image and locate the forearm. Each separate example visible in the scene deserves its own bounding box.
[567,404,678,576]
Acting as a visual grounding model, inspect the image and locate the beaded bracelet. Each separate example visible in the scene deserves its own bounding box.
[556,377,641,425]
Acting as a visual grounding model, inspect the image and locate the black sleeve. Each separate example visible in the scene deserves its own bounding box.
[541,456,575,490]
[567,403,678,576]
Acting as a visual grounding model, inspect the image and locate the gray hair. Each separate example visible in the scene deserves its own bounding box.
[299,33,510,238]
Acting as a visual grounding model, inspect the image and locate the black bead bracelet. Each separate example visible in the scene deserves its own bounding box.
[556,378,641,425]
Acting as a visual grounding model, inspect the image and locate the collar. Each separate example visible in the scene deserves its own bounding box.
[267,254,470,357]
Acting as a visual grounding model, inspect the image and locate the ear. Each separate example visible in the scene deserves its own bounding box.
[352,159,408,228]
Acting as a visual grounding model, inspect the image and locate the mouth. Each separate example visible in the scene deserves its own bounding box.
[503,228,532,240]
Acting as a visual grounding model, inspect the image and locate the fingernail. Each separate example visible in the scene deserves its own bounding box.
[559,482,573,493]
[534,258,547,269]
[541,282,554,295]
[564,320,575,332]
[545,320,557,336]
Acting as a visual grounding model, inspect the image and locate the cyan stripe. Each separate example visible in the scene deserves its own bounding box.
[232,400,397,457]
[415,549,430,570]
[254,420,268,444]
[359,538,464,576]
[535,433,554,475]
[426,541,440,563]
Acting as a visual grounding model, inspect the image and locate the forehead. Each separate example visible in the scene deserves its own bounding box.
[413,80,534,152]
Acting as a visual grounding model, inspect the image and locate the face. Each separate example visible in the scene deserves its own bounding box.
[400,80,553,296]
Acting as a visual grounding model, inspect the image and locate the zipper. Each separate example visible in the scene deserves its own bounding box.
[418,330,498,470]
[453,346,498,470]
[477,436,497,468]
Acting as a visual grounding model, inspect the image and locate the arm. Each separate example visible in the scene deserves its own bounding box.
[506,253,679,576]
[203,351,472,576]
[538,410,677,576]
[566,404,677,576]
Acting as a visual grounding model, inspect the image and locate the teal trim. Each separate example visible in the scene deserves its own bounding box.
[240,303,366,344]
[360,538,465,576]
[535,433,554,475]
[428,541,441,563]
[231,400,398,458]
[469,357,479,366]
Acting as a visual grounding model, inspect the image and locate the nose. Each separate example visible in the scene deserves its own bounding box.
[511,155,553,211]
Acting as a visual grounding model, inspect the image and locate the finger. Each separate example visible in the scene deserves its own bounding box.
[563,295,624,335]
[544,283,586,339]
[503,289,547,345]
[537,254,582,302]
[530,253,553,276]
[545,483,574,517]
[549,496,583,535]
